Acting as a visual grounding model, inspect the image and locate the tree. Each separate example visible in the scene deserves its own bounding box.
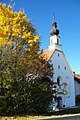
[0,3,53,115]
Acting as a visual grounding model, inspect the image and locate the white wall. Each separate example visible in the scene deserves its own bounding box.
[50,50,75,108]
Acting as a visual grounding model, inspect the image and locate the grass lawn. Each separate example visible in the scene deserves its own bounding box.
[0,107,80,120]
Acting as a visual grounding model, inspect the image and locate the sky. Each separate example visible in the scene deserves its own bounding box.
[0,0,80,74]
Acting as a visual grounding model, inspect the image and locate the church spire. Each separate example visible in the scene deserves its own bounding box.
[49,17,62,51]
[50,16,59,36]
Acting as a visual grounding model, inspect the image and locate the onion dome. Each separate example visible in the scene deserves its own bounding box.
[50,19,59,36]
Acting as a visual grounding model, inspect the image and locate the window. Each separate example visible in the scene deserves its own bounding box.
[65,66,66,70]
[58,65,60,69]
[57,39,59,44]
[57,77,60,86]
[58,53,59,57]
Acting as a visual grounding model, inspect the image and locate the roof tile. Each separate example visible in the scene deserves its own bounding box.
[74,74,80,79]
[41,49,54,61]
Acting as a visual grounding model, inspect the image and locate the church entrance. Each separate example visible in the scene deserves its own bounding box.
[57,96,62,108]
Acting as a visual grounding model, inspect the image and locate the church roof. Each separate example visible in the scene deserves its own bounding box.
[74,74,80,79]
[41,49,54,61]
[74,74,80,83]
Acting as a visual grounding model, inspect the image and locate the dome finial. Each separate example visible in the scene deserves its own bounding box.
[50,14,59,36]
[52,13,57,28]
[52,12,55,23]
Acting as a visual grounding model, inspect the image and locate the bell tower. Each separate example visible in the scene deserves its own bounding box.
[49,17,62,51]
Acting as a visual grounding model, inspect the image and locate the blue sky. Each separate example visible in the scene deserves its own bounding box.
[1,0,80,74]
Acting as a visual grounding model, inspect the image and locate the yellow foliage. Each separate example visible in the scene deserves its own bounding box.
[28,39,33,44]
[12,32,19,38]
[7,41,14,45]
[0,3,40,50]
[21,32,31,40]
[34,35,40,42]
[7,5,12,11]
[2,3,6,9]
[18,11,26,18]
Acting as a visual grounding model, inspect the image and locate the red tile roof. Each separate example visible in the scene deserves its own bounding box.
[41,49,54,61]
[74,74,80,83]
[74,74,80,79]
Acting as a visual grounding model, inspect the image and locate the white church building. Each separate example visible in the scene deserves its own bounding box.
[42,19,76,109]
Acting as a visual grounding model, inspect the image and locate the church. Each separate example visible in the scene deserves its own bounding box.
[42,18,80,109]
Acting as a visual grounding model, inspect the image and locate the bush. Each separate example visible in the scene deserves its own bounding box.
[0,78,52,116]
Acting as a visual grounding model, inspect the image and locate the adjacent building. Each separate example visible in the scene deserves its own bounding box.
[74,73,80,105]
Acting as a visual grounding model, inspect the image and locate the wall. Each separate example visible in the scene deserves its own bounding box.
[50,50,75,108]
[74,80,80,96]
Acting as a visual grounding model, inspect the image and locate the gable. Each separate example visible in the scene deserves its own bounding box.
[42,49,73,76]
[49,49,73,76]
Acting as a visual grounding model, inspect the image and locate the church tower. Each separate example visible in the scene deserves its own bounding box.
[49,18,62,51]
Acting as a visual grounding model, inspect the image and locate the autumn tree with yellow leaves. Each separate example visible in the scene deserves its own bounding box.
[0,3,39,49]
[0,3,53,115]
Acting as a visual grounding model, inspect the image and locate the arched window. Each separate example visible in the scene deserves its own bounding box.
[57,77,60,86]
[57,76,63,88]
